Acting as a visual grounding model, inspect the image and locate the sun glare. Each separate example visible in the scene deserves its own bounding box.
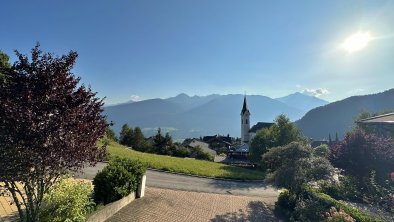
[342,32,371,53]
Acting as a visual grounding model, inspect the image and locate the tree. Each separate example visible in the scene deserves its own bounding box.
[249,114,305,163]
[119,124,134,147]
[106,127,118,142]
[330,128,394,181]
[249,128,274,162]
[0,50,11,82]
[263,142,334,193]
[313,144,331,158]
[132,127,146,151]
[0,44,106,222]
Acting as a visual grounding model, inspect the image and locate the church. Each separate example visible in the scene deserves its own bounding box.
[228,96,274,157]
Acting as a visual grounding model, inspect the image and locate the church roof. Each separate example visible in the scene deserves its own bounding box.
[249,122,274,133]
[241,96,250,115]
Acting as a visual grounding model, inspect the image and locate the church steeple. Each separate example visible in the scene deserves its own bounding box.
[241,96,249,115]
[241,95,250,143]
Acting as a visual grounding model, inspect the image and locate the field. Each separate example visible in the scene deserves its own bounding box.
[104,141,265,180]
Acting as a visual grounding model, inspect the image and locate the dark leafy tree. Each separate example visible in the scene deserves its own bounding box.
[0,44,107,222]
[330,129,394,181]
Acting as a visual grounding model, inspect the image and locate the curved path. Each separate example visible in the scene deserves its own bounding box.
[76,162,279,201]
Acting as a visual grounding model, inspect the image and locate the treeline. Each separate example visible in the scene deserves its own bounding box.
[107,124,213,161]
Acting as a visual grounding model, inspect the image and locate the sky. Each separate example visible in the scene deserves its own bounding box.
[1,0,394,104]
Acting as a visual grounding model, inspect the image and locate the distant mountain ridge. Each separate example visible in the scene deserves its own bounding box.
[104,92,328,139]
[296,89,394,140]
[276,92,328,113]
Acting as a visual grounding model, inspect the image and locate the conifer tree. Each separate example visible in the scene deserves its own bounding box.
[132,127,146,151]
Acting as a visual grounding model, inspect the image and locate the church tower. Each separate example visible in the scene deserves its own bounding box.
[241,96,250,143]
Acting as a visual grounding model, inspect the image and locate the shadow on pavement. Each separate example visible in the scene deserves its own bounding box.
[210,201,279,222]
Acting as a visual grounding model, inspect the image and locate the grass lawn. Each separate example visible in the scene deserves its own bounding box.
[103,141,265,180]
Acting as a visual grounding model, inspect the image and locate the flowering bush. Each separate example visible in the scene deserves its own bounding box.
[325,207,356,222]
[40,178,95,222]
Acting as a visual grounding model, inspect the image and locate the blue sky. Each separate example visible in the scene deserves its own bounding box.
[1,0,394,104]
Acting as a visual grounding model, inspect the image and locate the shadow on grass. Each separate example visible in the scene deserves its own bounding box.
[210,201,279,222]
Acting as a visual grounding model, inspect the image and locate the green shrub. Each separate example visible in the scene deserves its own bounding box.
[276,189,380,222]
[310,191,381,222]
[276,190,297,219]
[319,176,361,202]
[313,144,330,158]
[293,194,330,222]
[110,156,147,182]
[40,178,95,222]
[93,157,146,205]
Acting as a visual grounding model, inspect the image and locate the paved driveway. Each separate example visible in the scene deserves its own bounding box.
[76,163,279,202]
[106,187,280,222]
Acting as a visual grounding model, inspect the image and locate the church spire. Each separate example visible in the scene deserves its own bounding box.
[241,95,249,115]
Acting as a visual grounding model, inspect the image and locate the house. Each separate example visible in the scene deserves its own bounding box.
[202,135,233,153]
[183,139,217,156]
[358,112,394,137]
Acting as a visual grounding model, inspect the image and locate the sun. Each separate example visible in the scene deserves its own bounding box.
[342,32,371,53]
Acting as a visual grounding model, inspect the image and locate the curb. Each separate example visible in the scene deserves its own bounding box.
[147,168,266,182]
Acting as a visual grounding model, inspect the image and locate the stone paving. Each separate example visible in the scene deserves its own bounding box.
[106,187,279,222]
[0,184,19,222]
[0,194,18,222]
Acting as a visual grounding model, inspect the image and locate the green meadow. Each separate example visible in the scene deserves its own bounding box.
[104,141,265,180]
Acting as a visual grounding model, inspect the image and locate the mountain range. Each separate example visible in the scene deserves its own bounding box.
[105,89,394,140]
[104,92,328,139]
[296,88,394,140]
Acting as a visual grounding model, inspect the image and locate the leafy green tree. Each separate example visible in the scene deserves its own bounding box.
[249,128,274,162]
[119,124,134,147]
[271,114,304,146]
[0,50,11,82]
[250,114,305,163]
